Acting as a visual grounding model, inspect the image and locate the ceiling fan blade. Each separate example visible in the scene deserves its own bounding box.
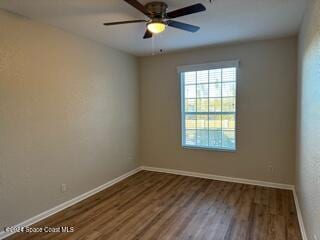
[104,20,147,26]
[166,3,206,19]
[123,0,151,17]
[167,20,200,32]
[143,29,153,39]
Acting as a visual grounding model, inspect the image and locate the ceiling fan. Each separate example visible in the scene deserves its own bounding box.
[103,0,206,39]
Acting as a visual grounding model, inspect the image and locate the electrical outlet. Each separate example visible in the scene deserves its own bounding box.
[268,165,275,173]
[61,184,67,193]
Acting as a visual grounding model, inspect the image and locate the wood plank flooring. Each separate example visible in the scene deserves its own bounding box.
[7,171,302,240]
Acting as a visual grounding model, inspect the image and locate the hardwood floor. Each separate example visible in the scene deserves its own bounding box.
[7,171,302,240]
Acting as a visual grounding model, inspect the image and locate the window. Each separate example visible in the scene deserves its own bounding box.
[179,60,238,151]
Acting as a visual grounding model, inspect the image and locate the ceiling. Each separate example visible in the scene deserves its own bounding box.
[0,0,306,56]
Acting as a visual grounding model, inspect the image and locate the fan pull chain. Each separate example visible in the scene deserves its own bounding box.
[158,32,164,55]
[151,33,165,56]
[151,35,155,56]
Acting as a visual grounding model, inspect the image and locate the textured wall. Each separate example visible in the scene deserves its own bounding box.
[0,10,139,229]
[297,0,320,239]
[139,37,297,184]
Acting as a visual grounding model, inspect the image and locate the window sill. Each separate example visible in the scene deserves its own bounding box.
[182,145,236,153]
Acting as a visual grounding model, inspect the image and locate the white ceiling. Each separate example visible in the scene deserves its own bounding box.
[0,0,306,56]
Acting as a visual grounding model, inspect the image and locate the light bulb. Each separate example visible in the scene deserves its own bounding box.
[147,22,166,34]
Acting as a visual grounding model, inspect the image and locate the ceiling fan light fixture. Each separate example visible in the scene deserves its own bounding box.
[103,1,206,39]
[147,21,166,34]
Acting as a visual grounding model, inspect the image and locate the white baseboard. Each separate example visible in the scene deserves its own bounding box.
[141,166,294,190]
[141,166,309,239]
[1,165,307,240]
[292,188,308,240]
[0,167,142,240]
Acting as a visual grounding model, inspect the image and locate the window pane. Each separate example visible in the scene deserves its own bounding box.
[197,84,209,98]
[197,115,208,129]
[209,130,222,148]
[197,70,208,84]
[185,72,196,84]
[209,69,221,83]
[222,114,235,129]
[185,130,196,145]
[185,99,196,112]
[209,98,222,112]
[197,130,209,146]
[222,68,236,82]
[185,85,196,98]
[197,99,208,112]
[185,115,196,129]
[181,64,237,151]
[209,83,221,97]
[209,114,221,129]
[222,130,235,149]
[222,97,236,112]
[222,82,236,97]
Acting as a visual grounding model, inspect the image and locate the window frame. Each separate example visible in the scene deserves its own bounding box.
[179,60,239,152]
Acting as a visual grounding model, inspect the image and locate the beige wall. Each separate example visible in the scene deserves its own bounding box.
[139,37,297,184]
[297,0,320,239]
[0,10,139,229]
[0,6,302,232]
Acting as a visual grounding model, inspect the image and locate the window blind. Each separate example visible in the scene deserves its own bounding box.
[179,60,238,151]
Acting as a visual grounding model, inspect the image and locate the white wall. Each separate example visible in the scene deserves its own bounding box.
[0,10,139,229]
[297,0,320,239]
